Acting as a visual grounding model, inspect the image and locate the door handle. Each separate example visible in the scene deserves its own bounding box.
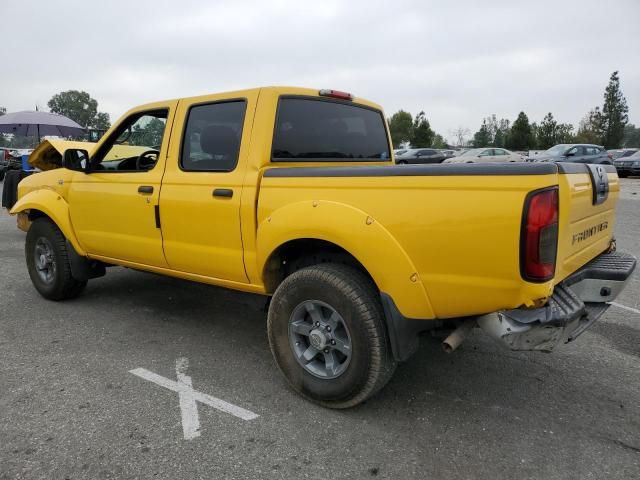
[212,188,233,198]
[138,186,154,194]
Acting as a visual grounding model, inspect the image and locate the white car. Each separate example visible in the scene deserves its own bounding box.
[443,148,524,163]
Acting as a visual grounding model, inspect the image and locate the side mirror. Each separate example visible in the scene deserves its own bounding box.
[565,151,575,157]
[62,149,90,172]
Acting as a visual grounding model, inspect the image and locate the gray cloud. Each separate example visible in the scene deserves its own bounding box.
[2,0,639,142]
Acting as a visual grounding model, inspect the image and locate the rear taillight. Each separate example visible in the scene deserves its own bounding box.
[521,187,559,282]
[319,89,353,101]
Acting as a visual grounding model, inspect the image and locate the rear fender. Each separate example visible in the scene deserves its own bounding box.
[10,188,86,256]
[257,200,435,319]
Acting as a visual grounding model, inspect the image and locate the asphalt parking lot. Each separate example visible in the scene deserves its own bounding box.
[1,179,639,480]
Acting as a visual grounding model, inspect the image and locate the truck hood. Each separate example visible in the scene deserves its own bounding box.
[28,140,96,171]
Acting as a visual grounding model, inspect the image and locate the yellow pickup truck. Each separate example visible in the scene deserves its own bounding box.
[10,86,636,408]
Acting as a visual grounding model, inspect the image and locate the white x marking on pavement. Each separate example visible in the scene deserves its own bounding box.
[130,357,258,440]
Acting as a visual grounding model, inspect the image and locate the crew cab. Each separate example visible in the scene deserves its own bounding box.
[9,87,636,408]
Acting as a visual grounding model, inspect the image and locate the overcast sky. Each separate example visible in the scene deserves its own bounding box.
[2,0,639,142]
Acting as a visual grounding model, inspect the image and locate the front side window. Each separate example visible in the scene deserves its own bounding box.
[181,101,246,172]
[272,98,390,161]
[91,110,168,172]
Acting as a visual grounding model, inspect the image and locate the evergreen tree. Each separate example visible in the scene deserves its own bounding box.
[388,110,413,148]
[472,119,491,147]
[409,111,434,147]
[432,133,447,149]
[623,124,640,148]
[493,118,510,148]
[537,113,558,149]
[508,112,533,150]
[556,123,575,143]
[575,108,603,144]
[600,71,629,148]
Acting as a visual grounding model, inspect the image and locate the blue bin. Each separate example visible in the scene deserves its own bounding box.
[21,154,34,172]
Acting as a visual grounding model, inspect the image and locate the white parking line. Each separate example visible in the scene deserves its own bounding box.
[611,302,640,316]
[130,358,259,440]
[175,358,201,440]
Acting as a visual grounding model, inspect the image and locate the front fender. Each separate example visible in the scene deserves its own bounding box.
[257,200,434,319]
[10,188,86,256]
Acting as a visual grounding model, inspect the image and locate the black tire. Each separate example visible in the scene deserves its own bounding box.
[397,160,408,165]
[618,172,628,178]
[1,169,20,209]
[267,263,396,408]
[26,218,87,300]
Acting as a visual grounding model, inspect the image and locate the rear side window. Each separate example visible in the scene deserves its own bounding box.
[272,98,390,161]
[181,100,246,172]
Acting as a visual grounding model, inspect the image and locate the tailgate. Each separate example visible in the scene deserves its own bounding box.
[555,163,619,283]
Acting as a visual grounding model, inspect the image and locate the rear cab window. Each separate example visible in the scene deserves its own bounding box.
[180,101,246,172]
[272,97,390,162]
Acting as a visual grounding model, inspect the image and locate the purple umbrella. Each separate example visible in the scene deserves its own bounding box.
[0,110,85,142]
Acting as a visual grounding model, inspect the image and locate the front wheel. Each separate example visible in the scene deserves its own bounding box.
[267,263,396,408]
[26,218,87,300]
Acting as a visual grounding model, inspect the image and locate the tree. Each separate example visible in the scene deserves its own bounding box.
[508,112,533,150]
[530,122,539,149]
[131,118,166,146]
[409,111,434,147]
[432,133,447,149]
[556,123,575,143]
[599,71,629,149]
[574,108,603,144]
[0,106,6,116]
[47,90,111,130]
[388,110,413,148]
[623,124,640,148]
[472,119,491,147]
[493,118,510,148]
[537,113,558,149]
[450,126,470,148]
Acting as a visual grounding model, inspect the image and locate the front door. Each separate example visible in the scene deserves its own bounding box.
[159,91,258,283]
[68,102,177,267]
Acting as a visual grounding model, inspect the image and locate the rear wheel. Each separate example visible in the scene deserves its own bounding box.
[618,172,628,178]
[26,218,87,300]
[397,160,408,165]
[267,263,396,408]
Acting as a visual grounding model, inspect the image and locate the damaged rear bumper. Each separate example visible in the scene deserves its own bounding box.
[478,251,636,352]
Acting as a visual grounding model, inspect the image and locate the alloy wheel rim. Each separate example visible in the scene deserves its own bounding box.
[34,237,56,284]
[288,300,352,379]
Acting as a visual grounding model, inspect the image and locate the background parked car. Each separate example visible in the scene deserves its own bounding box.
[0,148,29,181]
[395,148,446,164]
[613,150,640,177]
[528,144,612,164]
[440,149,457,159]
[443,148,524,163]
[609,148,638,160]
[393,148,409,157]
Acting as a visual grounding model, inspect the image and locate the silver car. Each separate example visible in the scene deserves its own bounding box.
[443,148,524,163]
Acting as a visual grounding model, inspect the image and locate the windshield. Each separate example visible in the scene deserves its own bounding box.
[545,144,571,155]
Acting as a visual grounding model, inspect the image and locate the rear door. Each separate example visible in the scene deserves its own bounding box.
[158,91,258,283]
